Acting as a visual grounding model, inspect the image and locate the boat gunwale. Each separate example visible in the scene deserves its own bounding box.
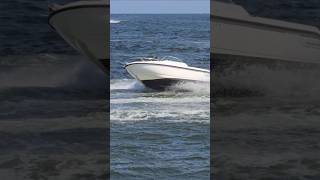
[48,3,109,30]
[211,15,320,39]
[124,61,210,73]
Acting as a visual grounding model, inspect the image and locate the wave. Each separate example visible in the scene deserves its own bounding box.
[0,54,106,98]
[169,81,210,95]
[111,94,209,105]
[110,19,121,24]
[213,63,320,99]
[110,79,210,123]
[110,79,210,95]
[110,79,145,91]
[110,108,209,123]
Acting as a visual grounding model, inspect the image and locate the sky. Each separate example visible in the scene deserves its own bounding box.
[111,0,209,14]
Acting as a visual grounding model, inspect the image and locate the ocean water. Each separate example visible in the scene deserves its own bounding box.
[213,1,320,179]
[2,0,319,179]
[0,1,108,179]
[110,14,210,179]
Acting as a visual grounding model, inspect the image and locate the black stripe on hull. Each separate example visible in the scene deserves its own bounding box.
[141,79,181,91]
[98,58,109,73]
[141,79,199,91]
[87,59,109,74]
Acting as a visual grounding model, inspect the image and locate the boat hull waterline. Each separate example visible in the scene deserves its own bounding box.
[125,62,210,90]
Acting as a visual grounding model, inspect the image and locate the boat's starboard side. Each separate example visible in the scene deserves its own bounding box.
[48,0,109,73]
[211,0,320,65]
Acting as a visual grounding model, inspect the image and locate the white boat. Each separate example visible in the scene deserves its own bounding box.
[211,0,320,67]
[125,56,210,90]
[48,0,109,73]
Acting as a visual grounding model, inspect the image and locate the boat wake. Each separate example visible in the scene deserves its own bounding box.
[110,79,143,91]
[110,79,210,123]
[111,79,210,94]
[214,63,320,99]
[110,19,121,24]
[169,81,210,94]
[0,54,107,99]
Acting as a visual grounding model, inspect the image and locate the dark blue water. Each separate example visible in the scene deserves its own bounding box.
[0,1,107,179]
[213,1,320,179]
[110,14,210,79]
[110,14,210,179]
[2,0,319,179]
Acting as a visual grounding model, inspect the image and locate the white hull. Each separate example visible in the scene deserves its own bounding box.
[49,0,109,72]
[211,1,320,65]
[125,61,209,90]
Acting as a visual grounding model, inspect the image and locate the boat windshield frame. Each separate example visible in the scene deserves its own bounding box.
[160,56,184,62]
[131,56,184,62]
[130,57,158,61]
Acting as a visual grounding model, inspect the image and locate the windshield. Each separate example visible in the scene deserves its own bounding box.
[130,56,157,61]
[160,56,184,62]
[131,56,184,62]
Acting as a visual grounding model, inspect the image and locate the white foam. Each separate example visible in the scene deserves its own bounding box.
[110,19,121,24]
[110,79,144,91]
[216,64,320,99]
[111,95,209,105]
[110,108,209,123]
[170,81,210,95]
[110,79,210,123]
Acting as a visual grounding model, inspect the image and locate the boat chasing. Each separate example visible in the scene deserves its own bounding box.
[125,56,210,90]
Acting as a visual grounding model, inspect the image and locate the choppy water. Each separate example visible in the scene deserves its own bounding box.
[110,14,210,179]
[213,1,320,179]
[0,1,107,179]
[2,0,319,179]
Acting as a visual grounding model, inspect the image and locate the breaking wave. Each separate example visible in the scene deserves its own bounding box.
[0,54,107,99]
[110,79,210,123]
[110,19,121,24]
[110,109,209,123]
[110,79,210,94]
[110,79,144,91]
[213,63,320,99]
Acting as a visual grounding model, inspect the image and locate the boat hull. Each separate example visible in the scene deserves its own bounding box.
[211,1,320,66]
[49,0,109,73]
[125,63,210,90]
[141,79,192,91]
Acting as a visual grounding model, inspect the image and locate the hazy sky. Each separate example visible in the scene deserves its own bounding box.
[111,0,209,14]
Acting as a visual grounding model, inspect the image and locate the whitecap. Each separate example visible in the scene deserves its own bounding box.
[110,19,121,24]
